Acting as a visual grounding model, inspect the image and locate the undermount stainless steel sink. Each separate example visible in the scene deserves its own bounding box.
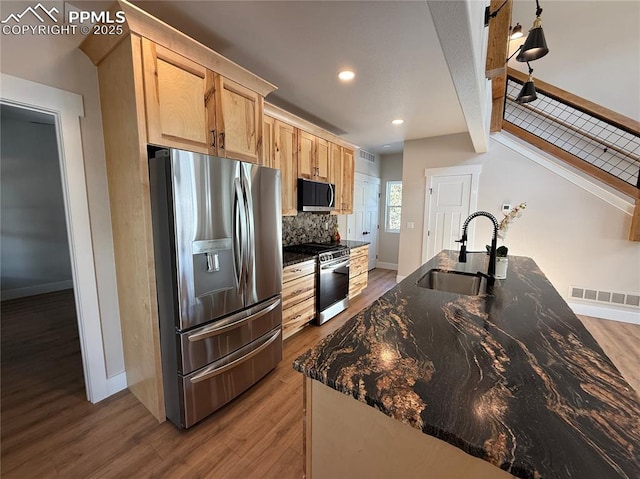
[416,269,487,296]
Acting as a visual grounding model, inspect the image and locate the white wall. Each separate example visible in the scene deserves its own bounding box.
[1,115,72,297]
[510,0,640,120]
[0,1,124,378]
[398,132,640,306]
[377,153,403,268]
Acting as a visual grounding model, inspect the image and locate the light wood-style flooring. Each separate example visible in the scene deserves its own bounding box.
[1,270,638,478]
[1,269,396,478]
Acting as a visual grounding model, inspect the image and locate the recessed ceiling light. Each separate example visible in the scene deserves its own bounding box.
[338,70,355,81]
[391,119,404,125]
[383,145,391,148]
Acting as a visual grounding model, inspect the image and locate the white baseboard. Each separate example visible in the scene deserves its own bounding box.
[106,371,128,397]
[376,262,398,270]
[568,302,640,325]
[1,280,74,301]
[396,274,406,283]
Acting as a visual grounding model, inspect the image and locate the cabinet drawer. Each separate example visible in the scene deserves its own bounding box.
[349,274,368,299]
[283,260,316,283]
[350,255,368,277]
[283,303,315,339]
[350,246,368,260]
[283,295,315,325]
[283,274,316,309]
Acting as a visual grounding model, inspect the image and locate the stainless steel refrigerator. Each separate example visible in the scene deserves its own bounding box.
[149,147,283,428]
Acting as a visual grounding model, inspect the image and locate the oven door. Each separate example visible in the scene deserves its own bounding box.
[316,256,349,324]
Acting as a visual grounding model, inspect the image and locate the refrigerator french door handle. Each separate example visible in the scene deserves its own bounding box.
[233,178,245,291]
[187,296,281,342]
[240,170,254,277]
[189,328,281,383]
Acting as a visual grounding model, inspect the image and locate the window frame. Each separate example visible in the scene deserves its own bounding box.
[385,180,402,233]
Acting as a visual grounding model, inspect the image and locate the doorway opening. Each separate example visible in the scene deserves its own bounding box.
[1,73,113,403]
[0,104,87,440]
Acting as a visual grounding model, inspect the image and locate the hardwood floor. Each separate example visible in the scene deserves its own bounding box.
[578,315,640,395]
[2,273,638,478]
[0,269,397,479]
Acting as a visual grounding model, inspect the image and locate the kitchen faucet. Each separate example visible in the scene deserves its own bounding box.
[455,211,499,287]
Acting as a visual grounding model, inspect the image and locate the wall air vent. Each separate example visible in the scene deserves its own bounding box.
[569,285,640,309]
[359,150,376,163]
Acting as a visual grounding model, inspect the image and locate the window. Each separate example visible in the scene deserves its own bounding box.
[385,181,402,233]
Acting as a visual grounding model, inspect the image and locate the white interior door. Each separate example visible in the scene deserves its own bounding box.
[363,182,379,270]
[346,175,380,270]
[424,174,473,261]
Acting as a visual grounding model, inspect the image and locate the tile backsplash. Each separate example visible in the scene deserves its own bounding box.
[282,212,338,246]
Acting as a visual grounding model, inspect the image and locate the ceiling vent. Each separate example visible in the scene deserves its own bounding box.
[359,150,376,163]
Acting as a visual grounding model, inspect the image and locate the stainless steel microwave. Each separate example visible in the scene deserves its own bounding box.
[297,178,335,212]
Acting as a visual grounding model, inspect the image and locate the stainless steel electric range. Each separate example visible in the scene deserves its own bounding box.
[285,242,350,325]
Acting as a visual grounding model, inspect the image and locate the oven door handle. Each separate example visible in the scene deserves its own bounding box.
[320,259,349,271]
[189,328,281,383]
[187,296,281,342]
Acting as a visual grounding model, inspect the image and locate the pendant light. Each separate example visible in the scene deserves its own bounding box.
[516,0,549,62]
[510,23,523,40]
[516,63,537,104]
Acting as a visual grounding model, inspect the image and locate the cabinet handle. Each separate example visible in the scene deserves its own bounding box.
[292,289,303,295]
[219,131,225,149]
[210,129,216,148]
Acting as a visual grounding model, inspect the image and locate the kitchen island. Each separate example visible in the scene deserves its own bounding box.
[294,251,640,478]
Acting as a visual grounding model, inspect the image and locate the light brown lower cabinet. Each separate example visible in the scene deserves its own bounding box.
[349,245,369,299]
[283,260,316,339]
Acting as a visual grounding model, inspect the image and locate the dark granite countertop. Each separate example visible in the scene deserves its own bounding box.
[338,240,370,250]
[294,250,640,478]
[283,241,370,267]
[283,251,315,267]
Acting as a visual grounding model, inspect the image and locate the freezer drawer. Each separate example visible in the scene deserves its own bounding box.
[179,326,283,428]
[178,295,282,374]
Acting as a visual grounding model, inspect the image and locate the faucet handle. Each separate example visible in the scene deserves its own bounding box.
[455,233,467,243]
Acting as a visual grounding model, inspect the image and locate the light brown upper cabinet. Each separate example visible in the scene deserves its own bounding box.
[298,130,329,182]
[274,120,298,216]
[215,75,263,164]
[142,38,263,164]
[329,142,354,214]
[329,142,343,214]
[264,115,297,215]
[142,39,214,154]
[263,115,276,169]
[341,148,355,214]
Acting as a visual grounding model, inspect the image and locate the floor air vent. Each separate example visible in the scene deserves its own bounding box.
[570,286,640,308]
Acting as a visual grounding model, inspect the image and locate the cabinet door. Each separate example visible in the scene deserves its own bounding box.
[315,137,329,182]
[142,39,214,154]
[275,121,298,216]
[329,142,343,213]
[263,115,275,168]
[298,130,315,180]
[341,148,355,214]
[215,74,263,164]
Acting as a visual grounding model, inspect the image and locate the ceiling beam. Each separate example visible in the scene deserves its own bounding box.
[427,0,489,153]
[485,0,512,132]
